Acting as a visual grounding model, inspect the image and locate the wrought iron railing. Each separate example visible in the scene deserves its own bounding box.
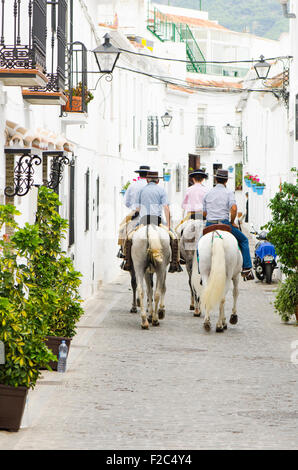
[195,125,217,149]
[0,0,47,71]
[29,0,67,93]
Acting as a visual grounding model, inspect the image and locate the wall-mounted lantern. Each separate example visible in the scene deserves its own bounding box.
[92,33,121,74]
[254,55,271,80]
[161,112,172,128]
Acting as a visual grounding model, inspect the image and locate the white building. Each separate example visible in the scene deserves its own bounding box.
[0,0,288,301]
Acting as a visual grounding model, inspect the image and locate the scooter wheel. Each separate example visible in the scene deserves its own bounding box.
[265,264,273,284]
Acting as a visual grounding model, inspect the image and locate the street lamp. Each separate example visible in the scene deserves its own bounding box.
[92,33,121,74]
[223,123,234,135]
[254,55,271,80]
[161,111,172,127]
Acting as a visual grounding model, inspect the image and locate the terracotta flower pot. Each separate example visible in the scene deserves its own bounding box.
[0,384,28,432]
[62,96,83,113]
[44,336,72,371]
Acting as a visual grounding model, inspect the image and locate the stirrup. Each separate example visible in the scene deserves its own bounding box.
[117,248,125,259]
[241,268,254,281]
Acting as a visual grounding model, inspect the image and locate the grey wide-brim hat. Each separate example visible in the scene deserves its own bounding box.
[215,169,231,180]
[189,169,208,179]
[135,165,150,173]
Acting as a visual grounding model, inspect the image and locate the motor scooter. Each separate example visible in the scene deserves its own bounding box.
[251,227,277,284]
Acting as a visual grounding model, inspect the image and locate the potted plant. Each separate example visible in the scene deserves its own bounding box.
[20,187,84,370]
[255,181,266,195]
[63,82,94,113]
[120,181,131,196]
[244,173,253,187]
[263,168,298,324]
[228,165,234,173]
[163,171,171,182]
[0,206,55,431]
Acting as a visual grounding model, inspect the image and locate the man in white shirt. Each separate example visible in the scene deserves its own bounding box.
[124,165,150,210]
[118,165,150,258]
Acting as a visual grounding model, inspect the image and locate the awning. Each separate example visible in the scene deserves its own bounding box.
[5,120,74,153]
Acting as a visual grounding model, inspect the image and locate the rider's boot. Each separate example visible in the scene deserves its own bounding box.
[241,267,254,281]
[121,239,132,271]
[169,238,183,273]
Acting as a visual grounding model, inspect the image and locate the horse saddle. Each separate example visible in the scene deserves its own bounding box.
[203,224,232,237]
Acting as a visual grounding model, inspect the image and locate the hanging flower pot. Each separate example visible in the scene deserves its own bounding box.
[120,189,126,196]
[163,174,171,182]
[256,186,265,195]
[252,183,257,192]
[228,166,234,173]
[244,178,251,188]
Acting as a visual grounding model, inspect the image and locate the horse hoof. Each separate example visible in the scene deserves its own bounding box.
[189,305,195,311]
[158,309,165,319]
[130,307,137,313]
[204,322,211,332]
[230,314,238,325]
[223,324,228,330]
[147,315,152,323]
[152,319,160,327]
[141,323,149,330]
[216,326,224,333]
[193,312,201,317]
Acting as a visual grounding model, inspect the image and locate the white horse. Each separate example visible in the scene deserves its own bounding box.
[131,224,171,329]
[192,229,242,332]
[178,218,204,316]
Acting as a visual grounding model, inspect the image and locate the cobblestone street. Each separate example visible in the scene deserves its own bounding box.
[1,267,297,450]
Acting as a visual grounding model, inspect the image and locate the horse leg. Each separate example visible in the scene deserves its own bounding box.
[137,278,149,330]
[152,272,161,326]
[216,298,226,332]
[145,272,153,323]
[130,268,138,313]
[158,271,166,320]
[230,275,239,325]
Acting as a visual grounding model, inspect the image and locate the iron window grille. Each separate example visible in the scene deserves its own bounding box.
[0,0,47,72]
[195,125,217,149]
[147,116,159,147]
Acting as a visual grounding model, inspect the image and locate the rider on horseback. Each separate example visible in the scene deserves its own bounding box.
[203,169,254,281]
[118,165,150,258]
[122,170,183,273]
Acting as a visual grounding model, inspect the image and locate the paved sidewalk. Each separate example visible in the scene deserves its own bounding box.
[0,267,297,450]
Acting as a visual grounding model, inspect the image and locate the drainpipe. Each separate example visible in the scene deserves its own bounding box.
[279,0,296,18]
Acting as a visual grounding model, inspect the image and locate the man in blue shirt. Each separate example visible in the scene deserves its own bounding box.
[203,169,254,281]
[122,171,182,273]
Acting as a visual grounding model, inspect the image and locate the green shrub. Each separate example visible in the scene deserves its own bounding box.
[274,274,298,322]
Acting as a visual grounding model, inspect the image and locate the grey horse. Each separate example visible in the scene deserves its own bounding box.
[178,218,204,316]
[131,224,171,329]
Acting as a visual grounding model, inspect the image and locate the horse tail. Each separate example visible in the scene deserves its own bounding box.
[201,235,226,313]
[147,225,163,265]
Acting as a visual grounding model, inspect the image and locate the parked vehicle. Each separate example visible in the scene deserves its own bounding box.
[251,227,277,284]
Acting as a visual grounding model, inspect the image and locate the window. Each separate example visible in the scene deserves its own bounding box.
[85,168,90,232]
[69,163,75,246]
[96,176,100,231]
[296,94,298,140]
[147,116,159,147]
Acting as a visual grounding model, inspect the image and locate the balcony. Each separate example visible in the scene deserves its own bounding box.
[22,0,67,105]
[195,125,217,150]
[0,0,48,87]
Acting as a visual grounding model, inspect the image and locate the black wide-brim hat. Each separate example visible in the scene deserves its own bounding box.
[189,169,208,179]
[135,165,150,173]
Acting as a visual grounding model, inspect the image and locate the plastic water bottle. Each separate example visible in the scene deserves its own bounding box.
[57,340,68,373]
